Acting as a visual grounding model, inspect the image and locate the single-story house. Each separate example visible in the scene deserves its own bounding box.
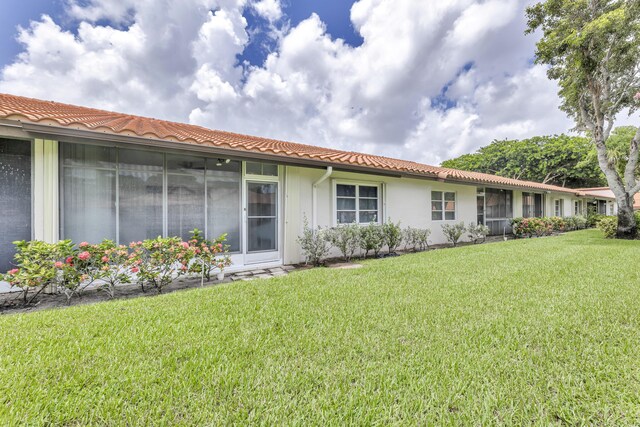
[0,93,616,275]
[577,187,638,213]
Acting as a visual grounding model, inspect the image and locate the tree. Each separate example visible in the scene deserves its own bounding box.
[442,134,606,188]
[526,0,640,238]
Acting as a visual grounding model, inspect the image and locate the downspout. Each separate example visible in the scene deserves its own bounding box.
[312,166,333,229]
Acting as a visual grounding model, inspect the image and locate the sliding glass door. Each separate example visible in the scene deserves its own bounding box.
[485,188,513,235]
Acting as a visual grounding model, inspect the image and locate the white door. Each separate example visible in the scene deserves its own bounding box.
[244,181,280,264]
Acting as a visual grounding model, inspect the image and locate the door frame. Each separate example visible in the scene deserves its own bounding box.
[242,164,283,265]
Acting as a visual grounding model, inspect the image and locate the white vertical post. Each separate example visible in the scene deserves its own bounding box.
[33,139,59,242]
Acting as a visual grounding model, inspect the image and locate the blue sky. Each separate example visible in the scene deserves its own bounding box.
[0,0,582,165]
[1,0,363,70]
[240,0,363,68]
[0,0,62,67]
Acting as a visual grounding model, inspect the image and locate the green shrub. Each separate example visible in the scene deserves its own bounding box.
[466,223,490,244]
[511,218,525,238]
[128,237,196,293]
[596,213,640,239]
[597,216,618,238]
[360,223,385,257]
[327,224,361,261]
[511,217,554,238]
[56,240,100,303]
[573,215,587,230]
[548,216,566,232]
[586,206,604,228]
[187,229,231,283]
[382,219,403,254]
[441,222,466,247]
[2,240,74,305]
[297,219,331,266]
[403,227,431,251]
[563,216,576,231]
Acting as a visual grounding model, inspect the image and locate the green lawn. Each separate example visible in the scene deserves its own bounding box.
[1,230,640,425]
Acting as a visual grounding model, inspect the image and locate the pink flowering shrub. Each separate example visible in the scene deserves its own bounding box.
[56,241,99,303]
[187,229,232,283]
[89,240,135,298]
[3,232,235,304]
[511,217,557,238]
[127,237,196,293]
[1,240,74,305]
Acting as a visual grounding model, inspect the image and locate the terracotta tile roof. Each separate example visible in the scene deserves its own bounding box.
[578,187,636,205]
[0,92,584,195]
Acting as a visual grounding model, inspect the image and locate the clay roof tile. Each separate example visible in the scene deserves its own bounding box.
[0,93,583,195]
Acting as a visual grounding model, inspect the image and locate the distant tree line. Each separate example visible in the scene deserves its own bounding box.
[441,127,638,189]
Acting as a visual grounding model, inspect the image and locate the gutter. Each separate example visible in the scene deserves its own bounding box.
[312,167,333,229]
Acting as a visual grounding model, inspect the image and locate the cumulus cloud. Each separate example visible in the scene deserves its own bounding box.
[0,0,581,165]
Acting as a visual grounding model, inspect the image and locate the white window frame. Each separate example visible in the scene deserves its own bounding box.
[431,190,457,221]
[333,180,382,226]
[574,200,582,216]
[554,199,564,217]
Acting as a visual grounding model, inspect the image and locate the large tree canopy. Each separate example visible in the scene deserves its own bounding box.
[526,0,640,238]
[441,134,606,188]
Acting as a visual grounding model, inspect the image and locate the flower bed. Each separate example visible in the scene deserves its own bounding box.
[1,229,231,308]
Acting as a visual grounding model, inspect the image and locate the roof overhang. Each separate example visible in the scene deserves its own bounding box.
[0,117,595,197]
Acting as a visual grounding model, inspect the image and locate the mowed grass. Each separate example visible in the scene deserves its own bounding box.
[1,230,640,425]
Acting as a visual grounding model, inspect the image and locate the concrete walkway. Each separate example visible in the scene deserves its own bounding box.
[229,265,296,281]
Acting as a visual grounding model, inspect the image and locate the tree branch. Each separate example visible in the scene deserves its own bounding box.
[578,97,596,131]
[624,125,640,191]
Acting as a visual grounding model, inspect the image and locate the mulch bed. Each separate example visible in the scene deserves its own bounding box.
[0,275,230,315]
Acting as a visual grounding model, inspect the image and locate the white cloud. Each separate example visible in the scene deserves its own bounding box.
[1,0,583,166]
[252,0,283,22]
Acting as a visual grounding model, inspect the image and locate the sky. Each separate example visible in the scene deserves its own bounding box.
[0,0,628,165]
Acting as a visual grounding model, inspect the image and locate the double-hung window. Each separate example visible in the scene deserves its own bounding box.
[574,200,581,216]
[432,191,456,220]
[336,183,379,224]
[554,199,564,216]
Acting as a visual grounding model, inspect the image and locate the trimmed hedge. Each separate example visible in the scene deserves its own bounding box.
[511,215,588,238]
[597,212,640,238]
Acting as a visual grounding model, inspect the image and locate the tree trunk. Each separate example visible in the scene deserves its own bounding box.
[616,201,637,239]
[591,126,637,238]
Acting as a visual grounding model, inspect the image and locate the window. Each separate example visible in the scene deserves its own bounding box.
[118,148,164,243]
[574,200,582,216]
[477,188,485,225]
[336,183,380,224]
[61,143,242,252]
[432,191,456,221]
[522,192,544,218]
[554,199,564,216]
[167,154,206,241]
[246,162,278,176]
[0,139,32,272]
[207,159,241,252]
[61,143,117,243]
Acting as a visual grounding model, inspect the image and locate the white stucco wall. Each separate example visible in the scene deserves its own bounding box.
[282,166,618,264]
[284,167,481,264]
